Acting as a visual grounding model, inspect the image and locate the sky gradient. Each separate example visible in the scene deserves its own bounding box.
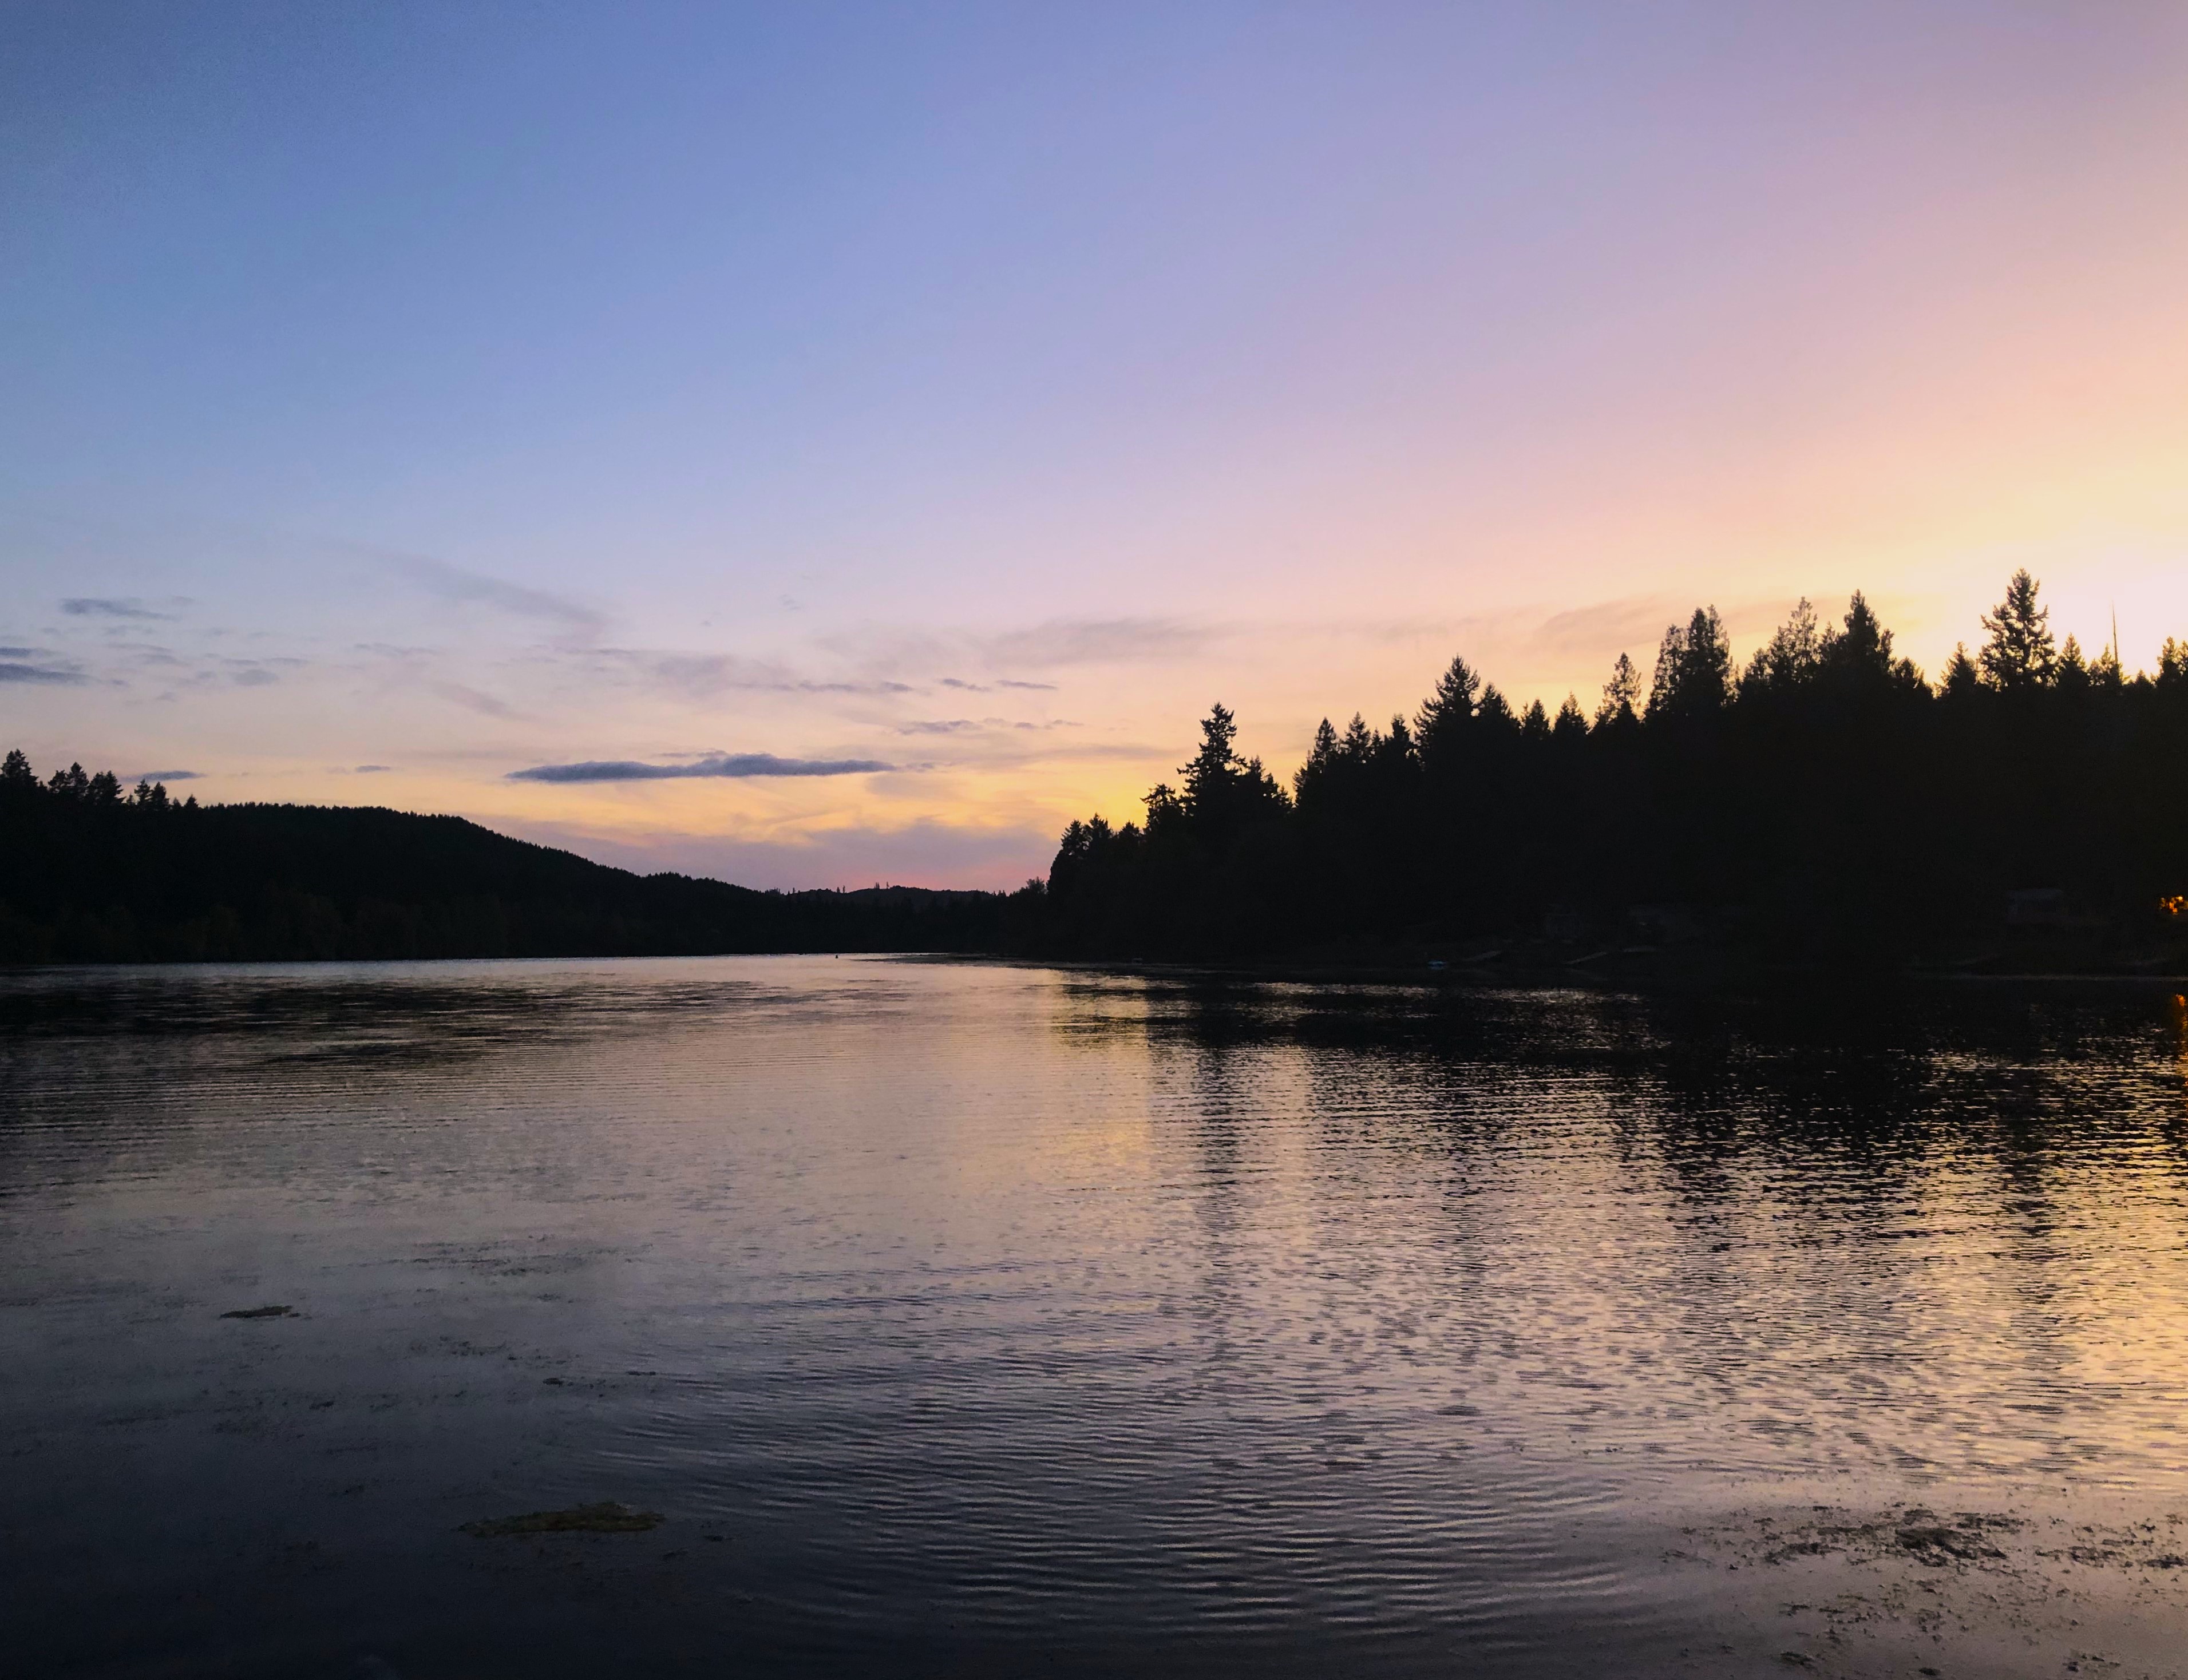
[6,2,2187,887]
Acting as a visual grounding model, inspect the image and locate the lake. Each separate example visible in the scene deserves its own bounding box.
[5,957,2187,1678]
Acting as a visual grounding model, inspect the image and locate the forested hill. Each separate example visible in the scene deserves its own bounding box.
[0,760,1005,964]
[15,570,2187,973]
[1012,573,2188,970]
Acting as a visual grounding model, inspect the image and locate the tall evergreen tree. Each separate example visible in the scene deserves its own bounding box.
[2056,635,2090,695]
[1180,703,1244,811]
[1414,654,1481,762]
[1293,718,1342,804]
[2089,640,2124,690]
[1818,591,1921,690]
[1979,569,2056,690]
[1939,643,1981,700]
[1596,653,1641,726]
[1020,571,2187,964]
[1648,607,1732,720]
[1741,599,1822,696]
[1176,703,1287,837]
[1821,592,1886,675]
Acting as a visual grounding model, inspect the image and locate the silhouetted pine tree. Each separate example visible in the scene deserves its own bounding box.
[1980,569,2057,690]
[1595,652,1642,727]
[1016,570,2188,964]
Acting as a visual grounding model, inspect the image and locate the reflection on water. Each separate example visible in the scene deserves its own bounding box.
[3,958,2186,1678]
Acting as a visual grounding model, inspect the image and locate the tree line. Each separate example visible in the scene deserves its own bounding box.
[1008,573,2188,964]
[0,755,1004,963]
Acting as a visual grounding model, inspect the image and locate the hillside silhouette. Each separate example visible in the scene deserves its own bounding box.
[1010,572,2188,971]
[0,766,1003,963]
[12,572,2185,973]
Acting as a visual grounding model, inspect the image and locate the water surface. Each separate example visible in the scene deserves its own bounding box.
[5,958,2187,1677]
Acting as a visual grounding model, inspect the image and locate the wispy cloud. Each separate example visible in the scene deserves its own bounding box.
[133,768,201,780]
[509,752,895,783]
[0,660,88,684]
[582,648,913,700]
[113,644,189,668]
[1528,593,1804,664]
[980,617,1210,668]
[1529,596,1694,661]
[434,681,519,718]
[353,764,392,774]
[373,549,607,642]
[819,619,1213,687]
[62,596,187,620]
[889,737,1161,771]
[898,716,1081,737]
[936,676,1061,693]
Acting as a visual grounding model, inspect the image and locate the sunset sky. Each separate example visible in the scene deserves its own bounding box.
[6,2,2187,888]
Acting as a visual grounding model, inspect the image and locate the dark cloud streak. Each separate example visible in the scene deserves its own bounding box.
[509,752,895,783]
[63,597,181,620]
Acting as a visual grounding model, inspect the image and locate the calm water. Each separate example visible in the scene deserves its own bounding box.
[5,958,2188,1678]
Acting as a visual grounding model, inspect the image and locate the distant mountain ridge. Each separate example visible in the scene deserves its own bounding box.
[0,756,1006,963]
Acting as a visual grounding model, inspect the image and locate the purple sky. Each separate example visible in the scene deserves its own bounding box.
[6,2,2186,886]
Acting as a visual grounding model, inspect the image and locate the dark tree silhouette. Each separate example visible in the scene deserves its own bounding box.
[1414,653,1481,764]
[1648,607,1733,721]
[1818,591,1915,687]
[1940,643,1981,700]
[1740,598,1822,698]
[11,573,2185,972]
[1595,652,1641,727]
[1980,568,2057,690]
[0,772,1006,963]
[1013,576,2188,968]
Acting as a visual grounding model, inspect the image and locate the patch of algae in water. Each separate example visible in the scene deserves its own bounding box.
[1669,1504,2188,1678]
[460,1502,663,1538]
